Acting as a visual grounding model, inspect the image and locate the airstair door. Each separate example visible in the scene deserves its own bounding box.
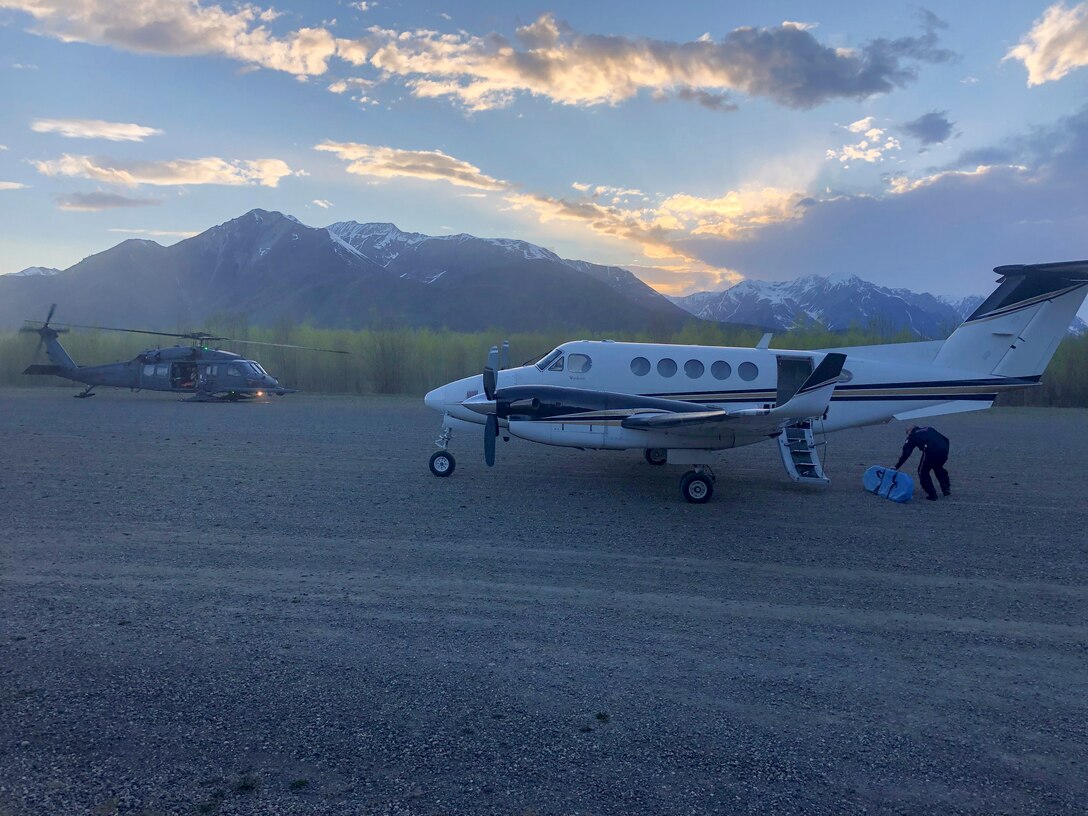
[776,356,813,406]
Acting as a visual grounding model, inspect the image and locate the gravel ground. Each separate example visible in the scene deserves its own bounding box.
[1,388,1086,815]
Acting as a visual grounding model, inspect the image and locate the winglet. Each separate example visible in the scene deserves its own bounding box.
[775,352,846,419]
[796,352,847,395]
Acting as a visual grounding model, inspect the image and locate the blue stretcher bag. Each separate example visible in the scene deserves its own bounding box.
[863,466,914,503]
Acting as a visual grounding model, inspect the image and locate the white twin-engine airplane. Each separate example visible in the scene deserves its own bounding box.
[424,261,1088,502]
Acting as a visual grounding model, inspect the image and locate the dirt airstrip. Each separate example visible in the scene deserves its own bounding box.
[1,388,1086,815]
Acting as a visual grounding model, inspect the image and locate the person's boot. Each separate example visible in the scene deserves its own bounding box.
[925,494,938,501]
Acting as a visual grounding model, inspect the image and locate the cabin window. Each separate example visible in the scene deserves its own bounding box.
[630,357,650,376]
[227,364,242,377]
[684,359,704,379]
[657,358,677,377]
[207,365,218,376]
[142,364,155,377]
[711,361,731,380]
[547,356,565,372]
[155,364,168,376]
[535,349,563,371]
[567,353,592,374]
[738,362,759,381]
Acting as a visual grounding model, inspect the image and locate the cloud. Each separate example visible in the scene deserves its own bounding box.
[31,117,163,141]
[2,3,954,113]
[33,154,298,186]
[55,191,161,210]
[625,263,743,296]
[901,110,954,145]
[1,0,337,76]
[886,164,1023,195]
[1005,2,1088,85]
[826,117,901,164]
[336,10,954,111]
[312,198,333,208]
[0,181,28,190]
[672,104,1088,295]
[0,144,7,150]
[315,142,509,190]
[318,139,815,275]
[668,88,737,112]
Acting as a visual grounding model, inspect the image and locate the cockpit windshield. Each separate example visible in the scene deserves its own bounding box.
[535,348,563,371]
[245,362,267,375]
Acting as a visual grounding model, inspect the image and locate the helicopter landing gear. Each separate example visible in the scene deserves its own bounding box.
[644,448,667,466]
[74,385,97,399]
[679,465,715,504]
[430,425,456,477]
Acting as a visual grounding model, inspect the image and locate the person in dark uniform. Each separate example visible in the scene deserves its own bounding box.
[895,425,951,501]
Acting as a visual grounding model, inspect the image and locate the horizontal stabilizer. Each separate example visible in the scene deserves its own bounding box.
[23,364,63,376]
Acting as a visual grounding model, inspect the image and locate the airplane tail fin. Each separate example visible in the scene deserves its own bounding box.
[934,261,1088,378]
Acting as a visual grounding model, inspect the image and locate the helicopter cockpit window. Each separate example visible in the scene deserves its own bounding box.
[567,353,592,374]
[155,364,168,376]
[142,364,155,378]
[535,348,563,371]
[227,364,242,377]
[248,362,267,375]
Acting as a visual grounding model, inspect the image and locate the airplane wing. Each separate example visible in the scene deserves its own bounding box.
[621,353,846,434]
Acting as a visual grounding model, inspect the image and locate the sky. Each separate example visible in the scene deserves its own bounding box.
[1,0,1087,302]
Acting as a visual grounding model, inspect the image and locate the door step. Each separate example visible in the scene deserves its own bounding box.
[778,421,829,485]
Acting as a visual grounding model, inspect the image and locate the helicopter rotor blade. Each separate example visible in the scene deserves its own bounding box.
[212,337,350,355]
[47,322,211,340]
[34,322,348,354]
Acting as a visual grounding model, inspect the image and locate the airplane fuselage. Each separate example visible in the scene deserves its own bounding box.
[425,339,1033,452]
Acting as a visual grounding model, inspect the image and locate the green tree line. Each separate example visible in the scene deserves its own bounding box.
[2,321,1085,406]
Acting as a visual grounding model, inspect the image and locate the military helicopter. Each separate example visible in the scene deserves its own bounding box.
[21,305,347,401]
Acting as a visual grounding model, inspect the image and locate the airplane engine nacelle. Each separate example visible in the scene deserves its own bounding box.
[507,420,737,451]
[508,419,612,448]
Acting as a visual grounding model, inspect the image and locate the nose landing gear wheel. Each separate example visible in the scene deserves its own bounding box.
[429,450,456,477]
[644,448,667,466]
[680,470,713,503]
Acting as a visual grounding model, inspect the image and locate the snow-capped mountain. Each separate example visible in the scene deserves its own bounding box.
[0,210,691,332]
[325,220,679,316]
[671,276,1084,338]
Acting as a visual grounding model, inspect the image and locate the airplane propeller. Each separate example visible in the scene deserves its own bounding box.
[480,342,509,466]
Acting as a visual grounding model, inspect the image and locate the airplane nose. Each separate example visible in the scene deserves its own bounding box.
[424,384,446,412]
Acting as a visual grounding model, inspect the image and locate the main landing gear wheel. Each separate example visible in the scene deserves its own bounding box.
[644,448,667,466]
[429,450,456,477]
[680,470,713,503]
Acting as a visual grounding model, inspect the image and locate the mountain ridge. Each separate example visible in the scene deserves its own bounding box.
[0,209,693,333]
[670,276,1084,338]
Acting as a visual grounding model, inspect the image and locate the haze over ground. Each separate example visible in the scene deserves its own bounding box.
[1,1,1087,308]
